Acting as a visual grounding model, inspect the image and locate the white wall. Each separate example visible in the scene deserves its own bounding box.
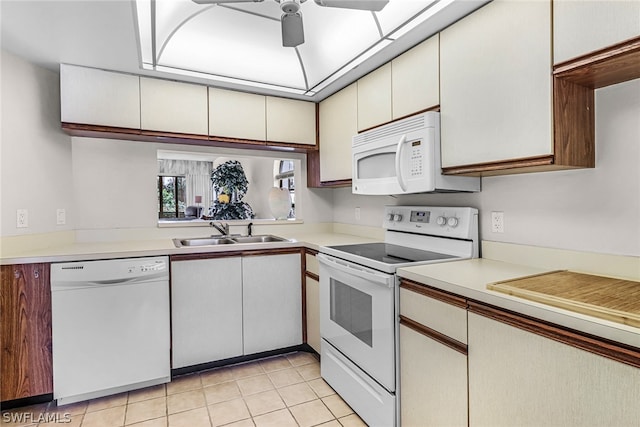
[334,79,640,257]
[0,49,74,237]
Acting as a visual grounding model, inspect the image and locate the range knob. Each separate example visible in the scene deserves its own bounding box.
[387,213,395,221]
[436,216,447,226]
[447,217,459,227]
[393,214,403,222]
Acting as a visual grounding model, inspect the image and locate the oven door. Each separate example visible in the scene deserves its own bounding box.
[318,253,396,391]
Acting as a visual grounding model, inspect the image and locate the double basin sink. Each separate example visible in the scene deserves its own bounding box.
[173,234,289,248]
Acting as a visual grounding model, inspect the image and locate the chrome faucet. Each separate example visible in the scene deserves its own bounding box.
[247,222,253,237]
[210,222,229,236]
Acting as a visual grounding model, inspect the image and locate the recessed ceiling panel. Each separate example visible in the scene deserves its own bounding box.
[158,6,306,90]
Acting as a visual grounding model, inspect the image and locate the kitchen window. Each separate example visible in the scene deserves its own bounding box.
[158,176,186,219]
[275,160,295,218]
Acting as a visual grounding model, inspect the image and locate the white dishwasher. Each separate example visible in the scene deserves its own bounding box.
[51,256,170,405]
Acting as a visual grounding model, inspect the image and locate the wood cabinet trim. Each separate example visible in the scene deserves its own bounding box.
[553,36,640,88]
[400,279,468,309]
[62,123,316,153]
[400,315,468,356]
[357,106,440,134]
[468,301,640,369]
[304,248,319,256]
[305,271,319,282]
[170,247,301,262]
[441,155,556,176]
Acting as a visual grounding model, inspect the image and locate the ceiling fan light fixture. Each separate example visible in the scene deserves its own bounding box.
[281,11,304,47]
[313,0,389,12]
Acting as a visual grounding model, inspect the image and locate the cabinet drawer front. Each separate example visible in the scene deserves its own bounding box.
[400,287,467,344]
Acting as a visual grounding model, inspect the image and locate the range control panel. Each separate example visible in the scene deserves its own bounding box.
[383,205,478,240]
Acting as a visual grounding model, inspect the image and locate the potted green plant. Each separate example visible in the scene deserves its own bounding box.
[209,160,254,220]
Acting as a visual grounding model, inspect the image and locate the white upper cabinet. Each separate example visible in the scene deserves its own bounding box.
[392,34,440,120]
[357,62,392,132]
[140,77,208,135]
[209,88,266,141]
[60,64,140,129]
[554,0,640,64]
[266,96,316,145]
[440,0,552,168]
[319,83,357,182]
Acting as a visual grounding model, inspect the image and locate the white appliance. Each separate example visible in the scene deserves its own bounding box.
[318,206,478,427]
[352,112,480,195]
[51,257,171,405]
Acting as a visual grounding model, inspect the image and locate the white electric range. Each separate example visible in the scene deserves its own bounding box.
[317,206,478,427]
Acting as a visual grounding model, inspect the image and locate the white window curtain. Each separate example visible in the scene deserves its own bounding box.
[158,159,213,212]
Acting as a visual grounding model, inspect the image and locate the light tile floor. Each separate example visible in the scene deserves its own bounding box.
[0,352,368,427]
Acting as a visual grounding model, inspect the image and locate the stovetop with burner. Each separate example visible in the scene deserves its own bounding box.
[320,206,479,274]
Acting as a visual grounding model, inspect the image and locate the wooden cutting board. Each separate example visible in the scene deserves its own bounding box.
[487,271,640,328]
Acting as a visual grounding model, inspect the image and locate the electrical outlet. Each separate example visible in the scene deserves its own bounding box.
[355,207,361,221]
[56,208,66,225]
[491,211,504,233]
[17,209,28,228]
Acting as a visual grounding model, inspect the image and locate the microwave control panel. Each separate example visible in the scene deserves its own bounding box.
[409,140,424,177]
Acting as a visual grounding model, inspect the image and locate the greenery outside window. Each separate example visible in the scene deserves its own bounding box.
[158,176,186,218]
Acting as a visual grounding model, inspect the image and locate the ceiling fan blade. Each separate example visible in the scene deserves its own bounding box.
[313,0,388,12]
[192,0,264,4]
[281,12,304,47]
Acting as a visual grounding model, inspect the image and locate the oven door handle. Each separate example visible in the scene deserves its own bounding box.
[317,254,395,288]
[395,134,408,192]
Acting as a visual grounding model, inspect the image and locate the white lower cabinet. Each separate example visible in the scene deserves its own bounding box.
[242,253,302,354]
[399,285,468,427]
[468,312,640,427]
[171,257,243,369]
[171,251,302,369]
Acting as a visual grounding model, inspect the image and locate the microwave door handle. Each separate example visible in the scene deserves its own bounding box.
[395,134,408,192]
[317,254,394,288]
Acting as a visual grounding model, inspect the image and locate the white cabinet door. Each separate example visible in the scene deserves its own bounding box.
[242,253,302,354]
[440,0,552,168]
[60,64,140,129]
[140,77,208,135]
[468,313,640,427]
[400,325,468,427]
[304,253,320,353]
[266,97,316,145]
[357,62,392,131]
[319,83,357,182]
[305,276,320,354]
[392,34,439,120]
[209,88,266,141]
[171,257,243,369]
[399,286,468,427]
[554,0,640,64]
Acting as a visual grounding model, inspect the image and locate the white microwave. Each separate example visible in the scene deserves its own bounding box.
[352,112,480,195]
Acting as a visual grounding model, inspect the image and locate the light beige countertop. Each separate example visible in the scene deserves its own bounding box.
[398,258,640,349]
[0,231,380,265]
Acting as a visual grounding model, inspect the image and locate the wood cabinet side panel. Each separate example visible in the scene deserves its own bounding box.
[1,264,53,401]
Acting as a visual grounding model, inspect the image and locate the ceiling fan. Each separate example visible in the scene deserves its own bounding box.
[192,0,389,47]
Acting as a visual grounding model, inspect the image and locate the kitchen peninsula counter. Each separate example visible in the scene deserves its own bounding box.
[398,258,640,350]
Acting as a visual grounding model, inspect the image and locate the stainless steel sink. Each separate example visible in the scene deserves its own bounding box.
[173,237,236,247]
[231,235,288,243]
[173,234,289,248]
